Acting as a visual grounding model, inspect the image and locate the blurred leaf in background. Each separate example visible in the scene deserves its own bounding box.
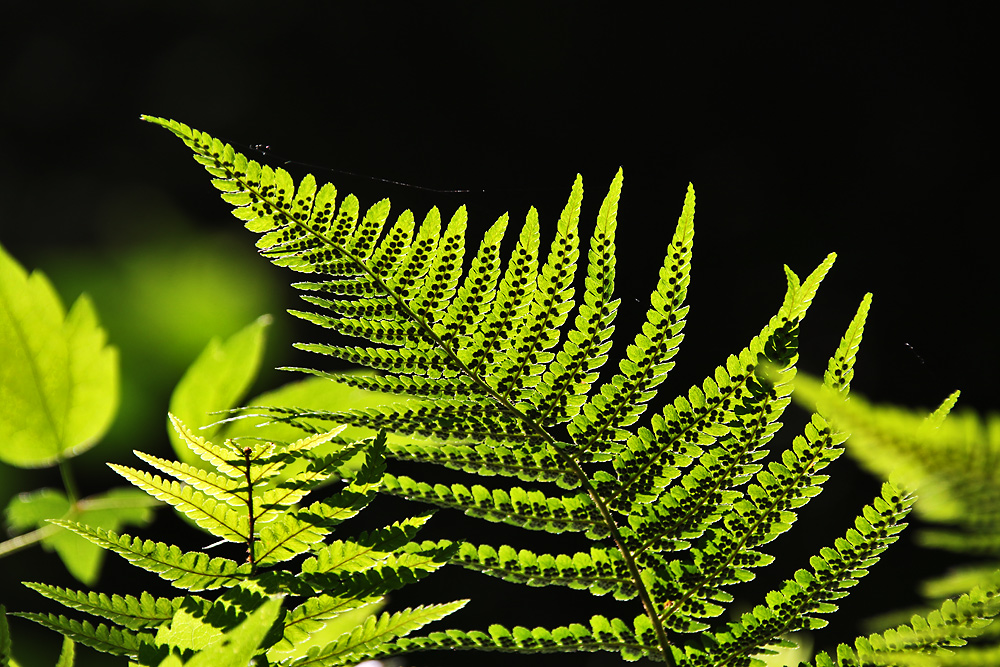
[27,185,288,459]
[168,314,272,465]
[5,487,157,585]
[0,243,118,468]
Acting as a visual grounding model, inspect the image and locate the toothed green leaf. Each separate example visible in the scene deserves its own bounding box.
[0,243,118,468]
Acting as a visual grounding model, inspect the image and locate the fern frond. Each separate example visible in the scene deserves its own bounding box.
[10,613,151,658]
[806,573,1000,666]
[642,290,871,634]
[53,522,250,590]
[289,368,487,400]
[494,177,582,405]
[330,399,538,442]
[130,450,243,504]
[248,426,351,484]
[275,595,374,653]
[298,546,456,602]
[147,116,917,665]
[252,510,333,567]
[461,205,540,377]
[435,212,509,351]
[168,412,245,477]
[21,583,183,630]
[528,169,621,425]
[253,494,377,567]
[299,512,434,575]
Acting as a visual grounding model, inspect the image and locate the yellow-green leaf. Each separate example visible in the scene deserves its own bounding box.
[0,244,118,467]
[168,315,270,466]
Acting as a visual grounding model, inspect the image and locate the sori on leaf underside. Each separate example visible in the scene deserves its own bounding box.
[18,114,1000,667]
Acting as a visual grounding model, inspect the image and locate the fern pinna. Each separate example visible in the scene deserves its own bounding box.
[139,115,928,666]
[16,417,465,665]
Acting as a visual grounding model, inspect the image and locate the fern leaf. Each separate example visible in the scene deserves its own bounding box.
[108,463,249,542]
[530,169,621,425]
[568,182,695,453]
[381,474,608,537]
[299,512,434,575]
[493,176,582,403]
[330,400,537,442]
[11,613,152,658]
[21,583,183,630]
[248,426,350,484]
[391,614,659,662]
[646,291,871,632]
[435,213,509,350]
[292,343,450,374]
[806,574,1000,666]
[298,546,456,604]
[462,206,540,377]
[824,293,872,393]
[254,484,388,567]
[260,443,367,518]
[409,206,468,328]
[387,439,581,489]
[451,542,636,599]
[288,367,487,400]
[274,596,373,653]
[288,602,468,667]
[54,522,250,590]
[130,450,243,505]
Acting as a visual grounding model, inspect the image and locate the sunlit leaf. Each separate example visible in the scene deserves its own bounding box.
[168,315,271,466]
[155,597,282,667]
[54,638,75,667]
[0,243,118,467]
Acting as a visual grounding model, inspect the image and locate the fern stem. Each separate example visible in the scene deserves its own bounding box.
[556,452,676,663]
[243,447,256,572]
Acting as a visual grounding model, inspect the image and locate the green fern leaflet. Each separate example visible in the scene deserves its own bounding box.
[135,115,995,666]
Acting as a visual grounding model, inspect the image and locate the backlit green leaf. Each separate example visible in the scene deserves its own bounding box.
[168,315,271,466]
[0,243,118,467]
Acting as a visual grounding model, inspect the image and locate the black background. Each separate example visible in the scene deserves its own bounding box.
[1,3,995,666]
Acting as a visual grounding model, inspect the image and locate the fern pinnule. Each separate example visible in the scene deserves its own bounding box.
[20,584,184,631]
[12,613,152,658]
[288,601,468,667]
[53,522,252,591]
[450,542,636,599]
